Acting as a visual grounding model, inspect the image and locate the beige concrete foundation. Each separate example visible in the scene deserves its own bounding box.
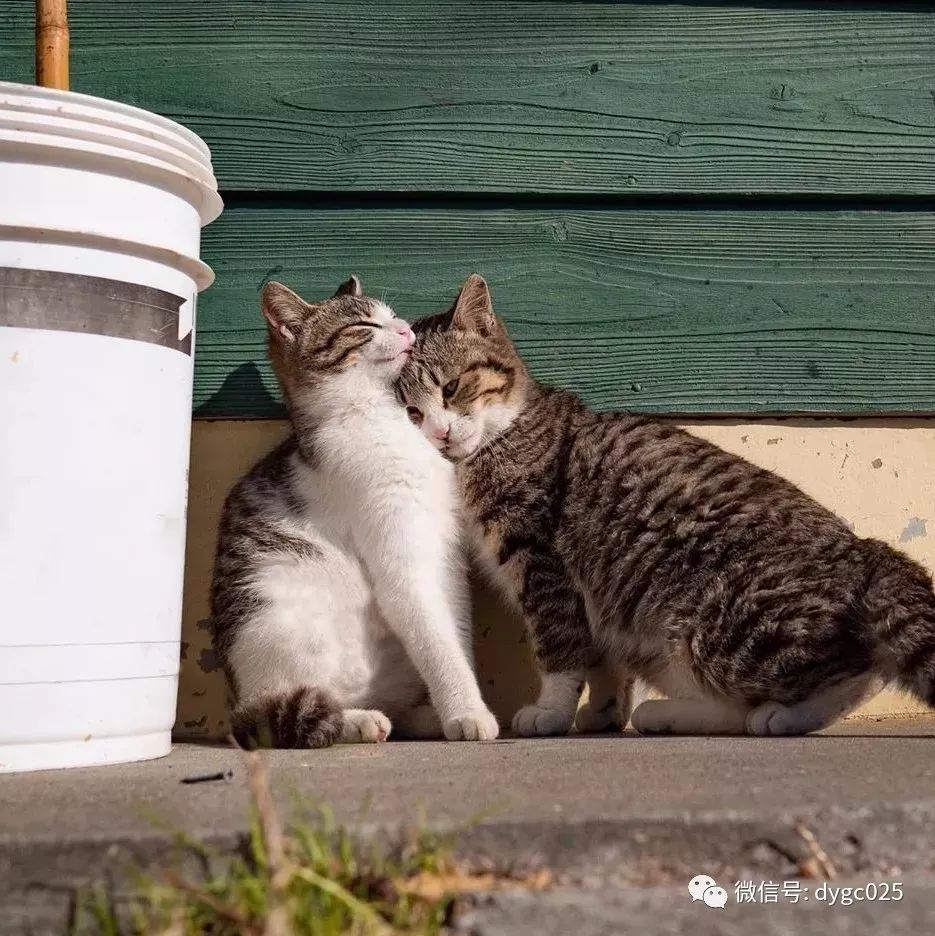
[176,418,932,739]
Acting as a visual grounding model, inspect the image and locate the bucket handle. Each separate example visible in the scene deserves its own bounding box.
[36,0,69,91]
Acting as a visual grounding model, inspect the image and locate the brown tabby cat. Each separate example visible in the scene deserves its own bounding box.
[397,274,935,736]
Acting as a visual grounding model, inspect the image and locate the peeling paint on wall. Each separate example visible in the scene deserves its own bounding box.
[899,517,927,543]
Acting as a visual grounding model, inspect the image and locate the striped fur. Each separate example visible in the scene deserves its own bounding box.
[399,275,935,736]
[232,687,344,750]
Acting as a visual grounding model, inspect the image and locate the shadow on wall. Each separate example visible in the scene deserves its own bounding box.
[174,420,538,741]
[193,361,284,420]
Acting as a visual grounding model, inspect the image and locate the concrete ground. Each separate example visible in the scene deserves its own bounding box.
[2,717,934,933]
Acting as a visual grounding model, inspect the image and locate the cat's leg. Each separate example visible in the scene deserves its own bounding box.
[340,709,392,743]
[746,673,884,737]
[226,554,364,750]
[513,671,584,736]
[629,639,748,735]
[575,661,633,732]
[631,697,750,735]
[394,704,444,740]
[357,514,498,742]
[511,552,590,737]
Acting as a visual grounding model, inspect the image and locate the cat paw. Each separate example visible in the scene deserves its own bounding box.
[575,701,622,733]
[443,708,500,741]
[340,709,392,743]
[512,705,574,737]
[630,700,673,735]
[746,702,798,736]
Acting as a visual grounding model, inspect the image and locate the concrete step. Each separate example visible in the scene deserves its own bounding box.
[453,879,935,936]
[1,717,933,932]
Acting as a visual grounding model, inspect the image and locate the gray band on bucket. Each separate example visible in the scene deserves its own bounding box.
[0,267,191,354]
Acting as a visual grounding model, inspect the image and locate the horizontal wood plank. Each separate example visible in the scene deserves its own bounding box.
[194,204,935,417]
[2,2,934,194]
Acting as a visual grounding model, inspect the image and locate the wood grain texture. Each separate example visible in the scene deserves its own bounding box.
[2,1,934,194]
[194,205,935,417]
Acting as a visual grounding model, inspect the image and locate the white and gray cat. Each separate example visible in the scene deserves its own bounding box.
[209,277,498,747]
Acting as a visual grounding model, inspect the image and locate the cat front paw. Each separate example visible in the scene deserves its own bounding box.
[443,707,500,741]
[512,704,574,737]
[746,701,799,736]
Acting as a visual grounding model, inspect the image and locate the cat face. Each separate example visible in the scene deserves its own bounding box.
[262,277,414,398]
[398,275,528,460]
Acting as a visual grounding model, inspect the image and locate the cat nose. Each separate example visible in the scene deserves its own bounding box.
[433,425,450,441]
[394,321,415,343]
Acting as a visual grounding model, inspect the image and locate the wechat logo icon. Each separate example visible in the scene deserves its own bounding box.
[688,874,728,909]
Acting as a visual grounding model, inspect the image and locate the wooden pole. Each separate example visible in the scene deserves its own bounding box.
[36,0,69,91]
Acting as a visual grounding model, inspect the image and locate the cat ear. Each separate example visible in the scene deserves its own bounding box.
[261,281,310,341]
[333,275,363,298]
[451,274,496,335]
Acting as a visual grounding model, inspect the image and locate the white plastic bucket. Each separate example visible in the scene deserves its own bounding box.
[0,82,222,772]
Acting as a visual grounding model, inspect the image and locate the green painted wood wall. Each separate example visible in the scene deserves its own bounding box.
[2,1,934,416]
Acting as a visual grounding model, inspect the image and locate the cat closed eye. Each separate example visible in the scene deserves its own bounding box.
[442,378,460,399]
[406,406,423,426]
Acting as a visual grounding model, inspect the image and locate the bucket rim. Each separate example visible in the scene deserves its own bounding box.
[0,82,211,161]
[0,223,217,291]
[0,83,223,226]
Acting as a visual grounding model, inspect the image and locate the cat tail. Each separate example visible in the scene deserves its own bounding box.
[862,539,935,708]
[232,686,344,749]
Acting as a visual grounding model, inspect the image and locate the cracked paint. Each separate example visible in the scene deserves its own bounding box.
[899,517,927,543]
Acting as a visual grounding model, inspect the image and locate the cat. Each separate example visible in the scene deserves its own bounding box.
[397,274,935,737]
[210,277,498,748]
